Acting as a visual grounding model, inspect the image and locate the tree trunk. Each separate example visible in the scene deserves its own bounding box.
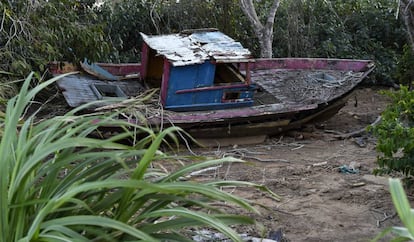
[400,0,414,50]
[258,29,273,58]
[240,0,280,58]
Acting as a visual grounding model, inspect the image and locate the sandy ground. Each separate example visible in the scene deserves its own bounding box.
[183,86,402,241]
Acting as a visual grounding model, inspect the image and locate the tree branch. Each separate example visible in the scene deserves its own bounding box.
[400,0,414,48]
[240,0,263,31]
[265,0,280,29]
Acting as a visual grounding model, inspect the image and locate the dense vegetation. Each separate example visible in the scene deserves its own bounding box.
[99,0,407,84]
[0,0,110,101]
[0,0,408,92]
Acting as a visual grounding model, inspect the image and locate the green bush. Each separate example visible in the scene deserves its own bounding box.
[0,0,110,87]
[371,86,414,177]
[0,73,277,241]
[273,0,405,84]
[395,45,414,88]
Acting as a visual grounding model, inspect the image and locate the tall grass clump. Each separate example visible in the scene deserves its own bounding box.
[0,72,275,241]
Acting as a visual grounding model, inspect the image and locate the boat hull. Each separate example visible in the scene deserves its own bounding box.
[52,58,375,139]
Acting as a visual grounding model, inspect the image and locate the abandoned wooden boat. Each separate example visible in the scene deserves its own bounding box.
[52,29,375,139]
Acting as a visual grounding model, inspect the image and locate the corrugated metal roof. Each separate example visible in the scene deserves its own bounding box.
[140,30,251,66]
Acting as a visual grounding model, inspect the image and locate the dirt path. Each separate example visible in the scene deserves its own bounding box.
[187,87,401,241]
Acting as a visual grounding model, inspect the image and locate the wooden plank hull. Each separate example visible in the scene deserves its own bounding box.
[53,58,375,139]
[160,89,350,138]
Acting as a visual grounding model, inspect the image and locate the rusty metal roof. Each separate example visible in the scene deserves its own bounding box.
[140,29,251,66]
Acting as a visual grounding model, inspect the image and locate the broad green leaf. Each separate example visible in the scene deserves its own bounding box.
[389,178,414,238]
[141,208,243,242]
[39,216,156,241]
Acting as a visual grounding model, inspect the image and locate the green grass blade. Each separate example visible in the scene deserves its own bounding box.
[155,182,259,213]
[140,214,254,233]
[116,126,180,220]
[39,216,156,241]
[1,72,76,241]
[391,227,414,240]
[141,208,243,242]
[26,180,147,240]
[40,225,89,241]
[0,73,35,241]
[389,178,414,238]
[10,137,129,198]
[133,126,182,180]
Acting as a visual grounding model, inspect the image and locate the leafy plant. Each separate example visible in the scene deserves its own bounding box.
[395,44,414,88]
[373,178,414,241]
[0,73,275,241]
[0,0,110,97]
[370,86,414,177]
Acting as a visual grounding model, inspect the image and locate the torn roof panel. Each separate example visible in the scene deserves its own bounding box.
[189,31,235,43]
[140,30,251,66]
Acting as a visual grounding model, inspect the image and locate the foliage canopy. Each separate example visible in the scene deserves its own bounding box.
[0,0,110,99]
[0,0,409,96]
[100,0,406,84]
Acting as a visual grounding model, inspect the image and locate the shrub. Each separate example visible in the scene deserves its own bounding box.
[0,73,277,241]
[395,44,414,88]
[0,1,110,87]
[370,86,414,177]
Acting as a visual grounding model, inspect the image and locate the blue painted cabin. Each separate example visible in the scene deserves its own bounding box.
[140,29,256,111]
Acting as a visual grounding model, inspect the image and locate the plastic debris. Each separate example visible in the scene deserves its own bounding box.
[338,164,359,174]
[192,229,279,242]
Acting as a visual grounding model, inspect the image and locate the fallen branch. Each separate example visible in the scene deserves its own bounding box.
[376,212,396,227]
[291,144,304,151]
[244,155,289,163]
[332,116,382,139]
